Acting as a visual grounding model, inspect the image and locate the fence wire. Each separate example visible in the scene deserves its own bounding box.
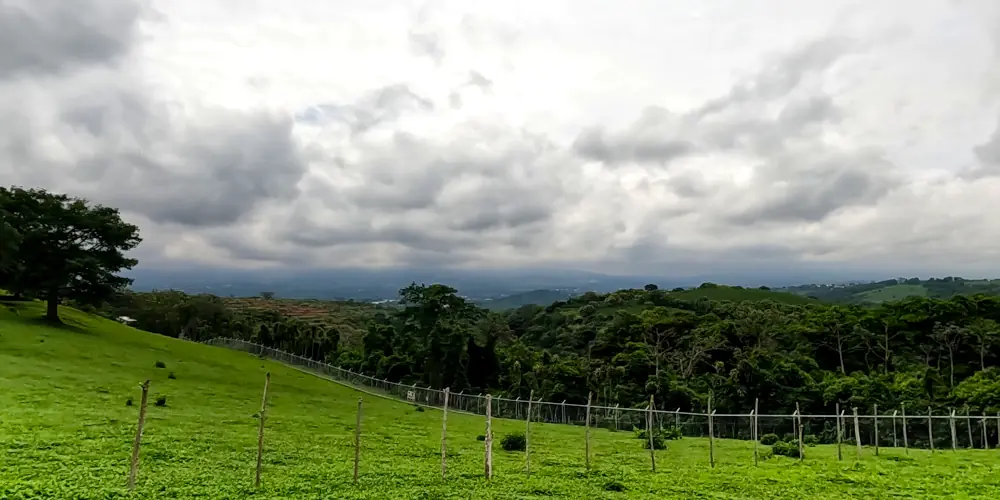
[205,337,1000,452]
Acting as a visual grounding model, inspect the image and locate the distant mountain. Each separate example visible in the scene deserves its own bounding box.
[778,277,1000,304]
[474,289,580,310]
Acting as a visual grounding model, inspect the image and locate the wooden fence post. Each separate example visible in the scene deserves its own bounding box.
[614,404,620,431]
[753,398,760,467]
[525,390,534,475]
[562,400,567,424]
[648,395,656,472]
[902,404,908,454]
[852,407,862,459]
[255,372,270,489]
[950,409,958,451]
[795,402,801,435]
[835,403,842,461]
[585,392,592,471]
[798,421,804,462]
[675,408,681,432]
[127,380,150,491]
[966,407,974,448]
[982,417,989,450]
[928,407,934,452]
[873,404,879,457]
[708,395,715,468]
[892,410,898,448]
[354,398,362,484]
[441,388,449,480]
[485,395,493,480]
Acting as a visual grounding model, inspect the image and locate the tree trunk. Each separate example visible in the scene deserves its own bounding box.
[980,344,986,371]
[45,287,60,322]
[837,335,846,374]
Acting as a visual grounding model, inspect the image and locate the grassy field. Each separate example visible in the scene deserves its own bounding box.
[3,302,1000,498]
[856,284,929,303]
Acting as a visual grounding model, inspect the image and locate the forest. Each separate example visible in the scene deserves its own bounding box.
[99,283,1000,421]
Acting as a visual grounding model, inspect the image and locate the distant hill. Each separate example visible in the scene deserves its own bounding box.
[667,284,820,305]
[779,277,1000,304]
[474,289,579,310]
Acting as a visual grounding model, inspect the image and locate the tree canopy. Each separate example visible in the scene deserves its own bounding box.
[0,187,141,321]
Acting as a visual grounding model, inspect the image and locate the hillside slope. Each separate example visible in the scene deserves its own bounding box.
[781,278,1000,304]
[2,302,998,499]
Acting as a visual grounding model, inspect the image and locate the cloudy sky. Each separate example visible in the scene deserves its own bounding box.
[2,0,999,277]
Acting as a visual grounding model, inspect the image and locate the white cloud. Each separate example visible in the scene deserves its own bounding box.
[1,0,1000,277]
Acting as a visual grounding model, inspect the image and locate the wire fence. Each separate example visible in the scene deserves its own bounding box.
[205,337,1000,452]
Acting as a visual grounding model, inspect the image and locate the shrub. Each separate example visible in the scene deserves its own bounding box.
[154,361,166,369]
[154,395,168,407]
[760,433,780,445]
[804,435,820,447]
[772,441,802,458]
[125,398,133,407]
[603,480,626,492]
[757,447,774,461]
[413,405,424,412]
[476,434,486,441]
[643,435,666,450]
[167,372,176,380]
[661,427,683,440]
[500,432,526,452]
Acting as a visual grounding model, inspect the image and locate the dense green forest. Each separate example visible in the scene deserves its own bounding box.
[95,284,1000,423]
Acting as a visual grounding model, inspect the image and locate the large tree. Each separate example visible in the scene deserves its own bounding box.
[0,187,141,321]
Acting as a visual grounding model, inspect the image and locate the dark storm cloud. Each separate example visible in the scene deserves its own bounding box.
[295,84,434,134]
[0,0,146,78]
[726,152,898,224]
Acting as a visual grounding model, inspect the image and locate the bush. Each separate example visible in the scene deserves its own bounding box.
[413,405,424,412]
[476,434,486,441]
[804,435,820,447]
[772,441,802,458]
[661,427,682,440]
[643,435,666,450]
[154,395,168,407]
[603,480,626,492]
[167,372,176,380]
[760,433,780,445]
[154,361,166,369]
[500,432,526,452]
[634,427,682,442]
[125,398,133,407]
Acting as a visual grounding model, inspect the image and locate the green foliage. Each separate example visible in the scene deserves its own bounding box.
[760,433,780,445]
[167,372,176,380]
[154,395,167,407]
[155,361,166,369]
[643,435,666,450]
[476,434,486,441]
[0,187,141,321]
[500,432,526,451]
[771,441,802,458]
[804,435,820,447]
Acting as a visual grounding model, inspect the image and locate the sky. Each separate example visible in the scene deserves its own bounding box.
[1,0,999,277]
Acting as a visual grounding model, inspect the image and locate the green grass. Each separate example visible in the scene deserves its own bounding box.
[857,284,929,303]
[3,302,1000,498]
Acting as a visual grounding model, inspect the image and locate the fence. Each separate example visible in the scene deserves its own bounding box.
[204,337,1000,453]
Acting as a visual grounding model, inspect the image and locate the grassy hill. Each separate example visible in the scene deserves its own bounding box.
[3,301,1000,498]
[667,285,819,305]
[781,278,1000,304]
[222,296,383,344]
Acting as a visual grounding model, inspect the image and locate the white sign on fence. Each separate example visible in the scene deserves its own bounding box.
[406,390,416,402]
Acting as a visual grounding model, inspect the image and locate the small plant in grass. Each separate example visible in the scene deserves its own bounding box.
[772,440,802,458]
[125,398,133,406]
[154,395,167,407]
[476,434,486,441]
[603,480,626,492]
[413,405,424,412]
[167,372,176,380]
[643,434,666,450]
[154,361,166,369]
[500,432,526,451]
[804,435,820,447]
[760,433,780,445]
[661,427,682,440]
